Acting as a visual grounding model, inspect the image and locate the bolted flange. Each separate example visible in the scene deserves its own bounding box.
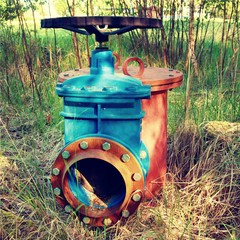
[103,218,112,226]
[132,193,141,202]
[51,136,145,227]
[121,153,130,162]
[79,141,88,150]
[53,187,61,196]
[122,209,130,218]
[82,217,91,224]
[102,142,111,151]
[64,205,73,213]
[52,168,60,176]
[62,151,70,159]
[140,150,147,159]
[132,173,142,181]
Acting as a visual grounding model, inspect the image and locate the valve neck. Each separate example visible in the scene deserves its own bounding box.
[90,47,114,75]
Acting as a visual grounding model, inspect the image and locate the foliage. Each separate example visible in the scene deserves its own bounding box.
[0,0,18,21]
[0,0,46,22]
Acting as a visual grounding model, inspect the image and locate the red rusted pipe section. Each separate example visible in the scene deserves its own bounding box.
[122,59,183,199]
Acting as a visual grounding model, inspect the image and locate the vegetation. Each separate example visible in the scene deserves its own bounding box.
[0,0,239,239]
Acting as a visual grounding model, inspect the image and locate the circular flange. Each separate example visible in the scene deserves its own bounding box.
[51,137,144,226]
[58,67,183,93]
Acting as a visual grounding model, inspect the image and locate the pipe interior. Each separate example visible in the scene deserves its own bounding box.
[68,158,126,209]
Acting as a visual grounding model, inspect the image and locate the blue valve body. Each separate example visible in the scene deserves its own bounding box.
[56,48,151,179]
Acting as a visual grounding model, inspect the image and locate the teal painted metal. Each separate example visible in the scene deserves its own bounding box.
[56,47,151,207]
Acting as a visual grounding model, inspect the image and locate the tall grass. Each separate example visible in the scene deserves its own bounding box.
[1,118,239,239]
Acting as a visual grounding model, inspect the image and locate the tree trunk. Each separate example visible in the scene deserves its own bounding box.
[67,0,82,68]
[185,0,197,120]
[219,0,227,85]
[160,0,167,67]
[14,0,42,105]
[185,0,198,76]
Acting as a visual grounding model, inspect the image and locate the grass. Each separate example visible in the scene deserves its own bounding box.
[0,17,240,239]
[1,116,239,239]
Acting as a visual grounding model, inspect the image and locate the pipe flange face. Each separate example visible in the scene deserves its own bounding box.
[51,137,144,227]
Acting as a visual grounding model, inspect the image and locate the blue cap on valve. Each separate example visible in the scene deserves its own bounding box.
[56,48,151,99]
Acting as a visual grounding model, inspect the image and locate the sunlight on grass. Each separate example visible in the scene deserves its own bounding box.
[1,115,239,239]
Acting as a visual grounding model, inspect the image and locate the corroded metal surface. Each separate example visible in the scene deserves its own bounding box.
[51,137,144,226]
[142,92,168,199]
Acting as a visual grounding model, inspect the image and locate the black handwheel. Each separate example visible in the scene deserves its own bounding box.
[41,16,162,43]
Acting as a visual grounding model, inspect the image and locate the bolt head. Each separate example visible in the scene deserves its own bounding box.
[82,217,91,224]
[121,154,130,162]
[132,173,142,181]
[140,150,147,159]
[103,218,112,226]
[80,141,88,150]
[122,209,130,218]
[53,187,61,196]
[52,168,60,176]
[132,193,141,202]
[102,142,111,151]
[64,205,73,213]
[62,151,70,159]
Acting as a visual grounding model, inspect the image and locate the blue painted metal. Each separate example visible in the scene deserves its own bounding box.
[56,47,151,207]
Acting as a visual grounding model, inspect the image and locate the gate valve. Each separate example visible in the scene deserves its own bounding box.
[41,16,183,227]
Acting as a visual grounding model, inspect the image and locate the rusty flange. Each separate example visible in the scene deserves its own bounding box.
[51,137,144,226]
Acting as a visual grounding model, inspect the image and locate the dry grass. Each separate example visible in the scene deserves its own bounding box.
[0,109,239,239]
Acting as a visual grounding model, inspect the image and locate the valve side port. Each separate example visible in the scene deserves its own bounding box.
[51,136,145,226]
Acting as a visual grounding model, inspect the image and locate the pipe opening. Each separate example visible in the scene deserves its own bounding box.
[68,158,126,209]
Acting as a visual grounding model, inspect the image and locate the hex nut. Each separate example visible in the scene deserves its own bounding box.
[53,187,61,196]
[132,193,141,202]
[52,168,60,176]
[122,209,130,218]
[102,142,111,151]
[132,173,142,181]
[80,141,88,150]
[64,205,73,213]
[82,217,91,224]
[62,151,70,159]
[103,218,112,226]
[121,154,130,162]
[140,150,147,159]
